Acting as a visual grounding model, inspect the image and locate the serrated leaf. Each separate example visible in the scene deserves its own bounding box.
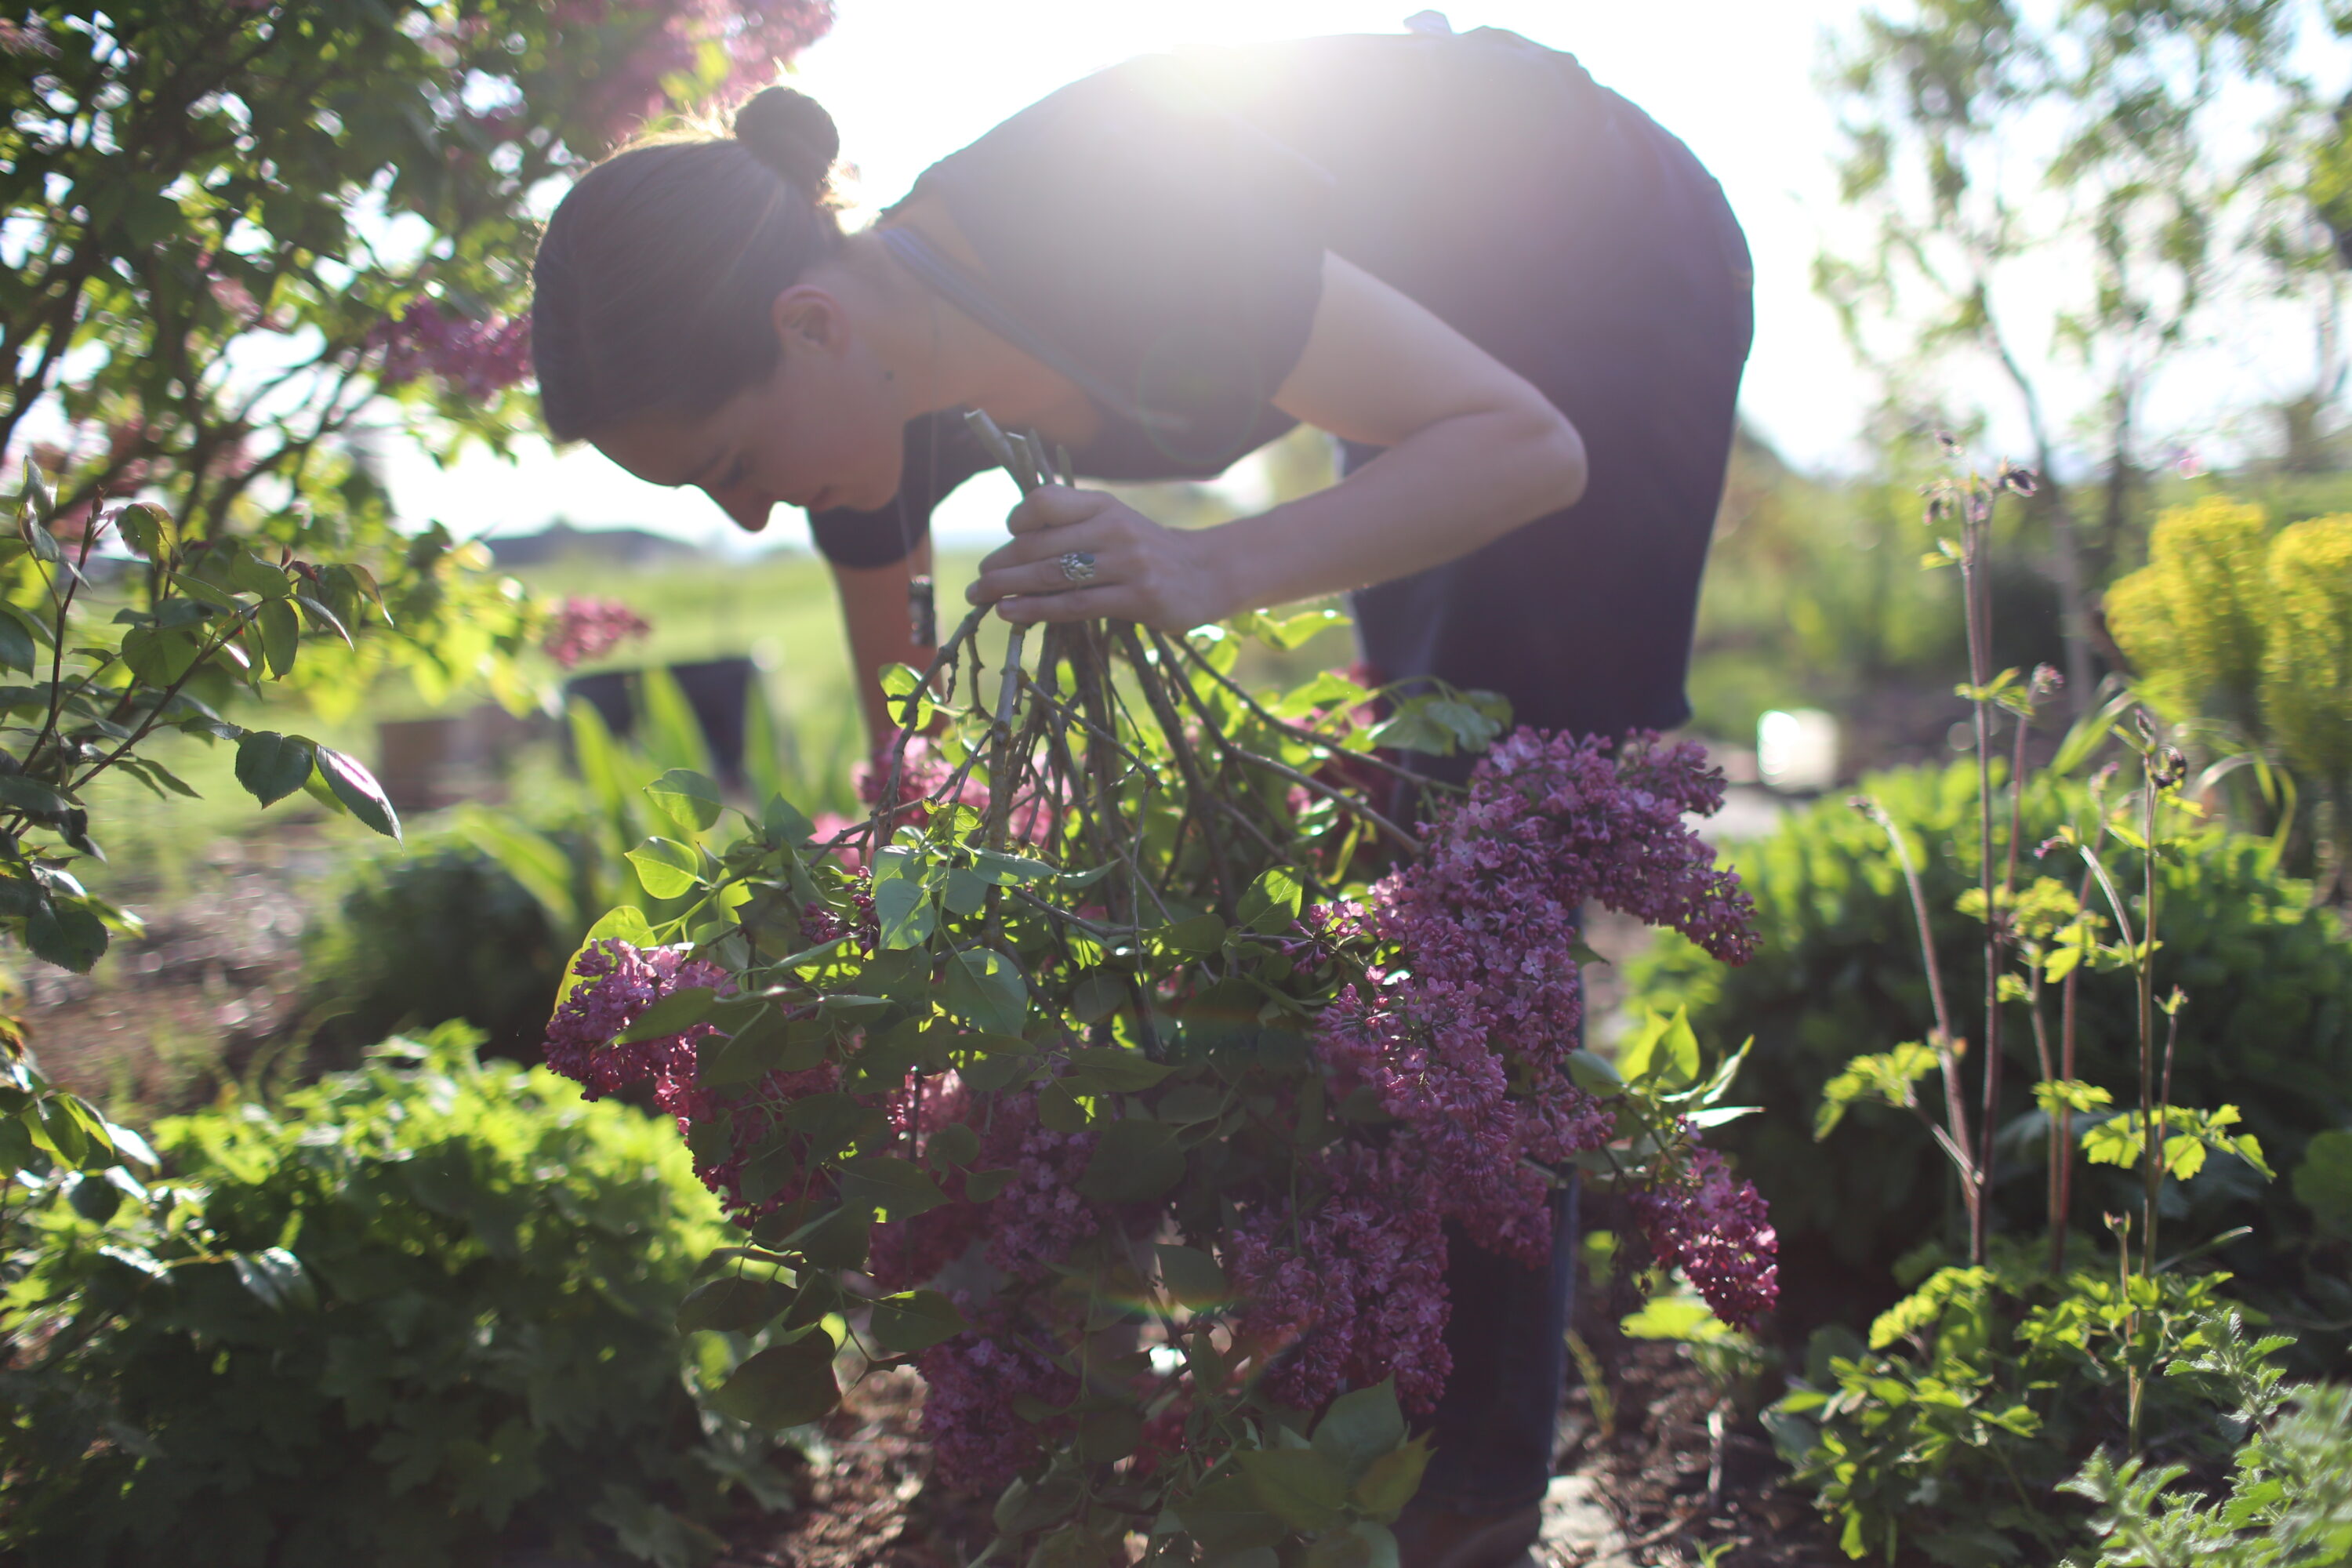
[708,1338,840,1429]
[294,593,352,648]
[626,837,702,898]
[316,746,400,840]
[256,596,299,677]
[113,503,169,561]
[230,1247,316,1312]
[119,624,202,686]
[234,731,313,808]
[0,611,33,675]
[23,897,108,974]
[0,773,73,817]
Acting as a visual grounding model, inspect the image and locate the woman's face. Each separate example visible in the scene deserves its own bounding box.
[592,289,905,530]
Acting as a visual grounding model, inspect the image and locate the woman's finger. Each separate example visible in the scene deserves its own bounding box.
[1004,484,1105,535]
[977,516,1116,577]
[993,583,1142,626]
[968,544,1124,605]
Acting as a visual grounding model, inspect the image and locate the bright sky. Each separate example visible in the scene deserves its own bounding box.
[385,0,1871,550]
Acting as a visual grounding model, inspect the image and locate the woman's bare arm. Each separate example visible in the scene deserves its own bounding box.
[831,542,937,746]
[967,252,1585,626]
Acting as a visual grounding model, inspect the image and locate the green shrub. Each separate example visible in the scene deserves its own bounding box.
[0,1024,786,1568]
[1632,762,2352,1330]
[304,842,568,1063]
[2066,1381,2352,1567]
[1768,1258,2285,1566]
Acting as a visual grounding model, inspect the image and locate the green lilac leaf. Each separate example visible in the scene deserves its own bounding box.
[708,1338,840,1430]
[626,837,702,899]
[1235,1447,1348,1531]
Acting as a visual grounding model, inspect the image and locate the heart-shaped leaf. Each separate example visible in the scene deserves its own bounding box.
[941,945,1025,1034]
[677,1275,789,1333]
[708,1338,840,1429]
[646,768,724,833]
[1077,1119,1186,1204]
[838,1155,948,1221]
[627,837,702,899]
[869,1288,966,1354]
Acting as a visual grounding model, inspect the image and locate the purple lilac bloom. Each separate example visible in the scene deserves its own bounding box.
[916,1306,1080,1492]
[543,596,652,669]
[1226,1142,1453,1414]
[1626,1144,1780,1330]
[373,299,534,398]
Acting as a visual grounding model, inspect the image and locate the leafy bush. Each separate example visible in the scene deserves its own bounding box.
[0,1024,785,1568]
[2066,1380,2352,1567]
[304,841,568,1064]
[1769,1258,2285,1566]
[1632,762,2352,1327]
[2107,499,2352,877]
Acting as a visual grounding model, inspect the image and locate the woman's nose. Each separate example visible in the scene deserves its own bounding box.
[709,489,773,533]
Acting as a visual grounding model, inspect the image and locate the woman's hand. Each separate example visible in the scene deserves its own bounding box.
[967,485,1236,630]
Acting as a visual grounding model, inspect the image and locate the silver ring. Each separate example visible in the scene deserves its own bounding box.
[1057,550,1097,584]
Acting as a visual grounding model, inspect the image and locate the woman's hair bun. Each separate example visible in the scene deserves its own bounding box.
[734,86,839,193]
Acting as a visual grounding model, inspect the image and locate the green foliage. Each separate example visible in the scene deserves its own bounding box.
[2107,497,2274,735]
[303,840,568,1063]
[0,1025,781,1567]
[1769,1261,2285,1566]
[1630,762,2352,1319]
[2064,1381,2352,1568]
[2261,516,2352,800]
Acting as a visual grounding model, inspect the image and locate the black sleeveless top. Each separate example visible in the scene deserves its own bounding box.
[807,29,1753,740]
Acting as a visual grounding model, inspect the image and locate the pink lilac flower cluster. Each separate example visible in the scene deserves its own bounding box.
[1624,1144,1778,1330]
[542,595,652,669]
[916,1305,1079,1491]
[541,938,730,1113]
[854,731,1059,844]
[1225,1141,1454,1413]
[560,0,835,146]
[372,299,533,398]
[1256,729,1768,1393]
[540,938,833,1219]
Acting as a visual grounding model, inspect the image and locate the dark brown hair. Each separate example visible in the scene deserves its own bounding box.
[531,87,844,440]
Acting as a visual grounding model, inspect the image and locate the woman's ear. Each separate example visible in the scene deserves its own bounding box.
[770,284,848,357]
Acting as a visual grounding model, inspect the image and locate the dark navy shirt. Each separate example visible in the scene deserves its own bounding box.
[807,29,1753,740]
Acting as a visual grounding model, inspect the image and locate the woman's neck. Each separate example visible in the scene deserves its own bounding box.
[833,204,1102,450]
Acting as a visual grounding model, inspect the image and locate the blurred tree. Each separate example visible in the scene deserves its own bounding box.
[0,0,829,706]
[1816,0,2350,706]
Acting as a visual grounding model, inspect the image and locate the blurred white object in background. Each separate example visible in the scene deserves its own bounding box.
[1759,708,1839,793]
